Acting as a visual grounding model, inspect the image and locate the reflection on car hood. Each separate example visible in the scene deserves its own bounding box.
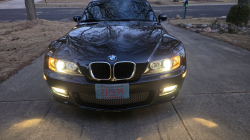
[68,24,163,64]
[50,22,182,65]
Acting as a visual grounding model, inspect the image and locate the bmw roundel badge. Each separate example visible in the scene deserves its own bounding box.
[108,55,117,62]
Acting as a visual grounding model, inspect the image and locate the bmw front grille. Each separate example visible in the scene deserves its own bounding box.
[89,62,136,80]
[89,62,111,80]
[113,62,136,80]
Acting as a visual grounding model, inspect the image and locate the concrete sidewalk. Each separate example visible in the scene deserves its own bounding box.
[0,22,250,140]
[0,0,41,9]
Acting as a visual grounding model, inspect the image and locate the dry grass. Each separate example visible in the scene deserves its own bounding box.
[38,0,90,2]
[169,18,231,25]
[201,32,250,51]
[36,3,88,8]
[0,20,75,83]
[169,18,250,26]
[36,0,237,7]
[169,18,250,51]
[38,0,237,2]
[148,0,237,6]
[0,0,11,3]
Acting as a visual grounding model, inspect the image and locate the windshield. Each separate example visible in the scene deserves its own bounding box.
[82,1,157,22]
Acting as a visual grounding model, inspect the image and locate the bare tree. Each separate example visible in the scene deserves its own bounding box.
[25,0,37,20]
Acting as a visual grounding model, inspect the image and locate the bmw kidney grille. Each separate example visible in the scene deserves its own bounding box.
[89,62,136,80]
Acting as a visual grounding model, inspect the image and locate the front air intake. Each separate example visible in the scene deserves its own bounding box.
[89,62,111,80]
[114,62,136,80]
[79,91,150,105]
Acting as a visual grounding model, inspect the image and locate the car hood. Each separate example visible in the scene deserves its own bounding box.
[48,23,184,81]
[67,25,164,64]
[50,22,182,66]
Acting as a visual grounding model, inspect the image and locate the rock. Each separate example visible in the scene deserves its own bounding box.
[203,27,211,32]
[177,23,182,27]
[243,31,250,35]
[201,24,208,28]
[190,28,197,32]
[212,25,219,29]
[211,18,217,26]
[195,30,201,33]
[228,24,237,33]
[219,28,226,33]
[191,25,197,28]
[230,24,237,28]
[211,29,219,33]
[175,15,180,19]
[219,24,229,33]
[179,23,186,28]
[237,27,243,31]
[196,24,202,28]
[220,24,228,30]
[186,24,192,28]
[207,24,212,27]
[195,28,203,33]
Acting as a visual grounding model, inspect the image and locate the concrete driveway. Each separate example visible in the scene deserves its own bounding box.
[0,22,250,140]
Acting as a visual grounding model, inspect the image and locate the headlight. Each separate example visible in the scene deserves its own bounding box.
[48,57,82,76]
[143,55,180,75]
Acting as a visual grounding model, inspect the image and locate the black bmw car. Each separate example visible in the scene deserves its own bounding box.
[43,0,187,111]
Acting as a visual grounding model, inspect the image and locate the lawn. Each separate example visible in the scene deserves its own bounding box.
[0,20,75,83]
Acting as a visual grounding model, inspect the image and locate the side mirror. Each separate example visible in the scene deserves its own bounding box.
[73,15,81,23]
[158,14,167,23]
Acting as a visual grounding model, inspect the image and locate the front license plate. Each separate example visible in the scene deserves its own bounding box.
[95,84,129,99]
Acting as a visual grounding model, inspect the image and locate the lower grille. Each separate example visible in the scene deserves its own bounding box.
[79,91,149,106]
[114,62,135,79]
[90,62,111,80]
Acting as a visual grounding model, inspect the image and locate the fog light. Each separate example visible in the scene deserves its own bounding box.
[51,87,68,97]
[160,85,178,96]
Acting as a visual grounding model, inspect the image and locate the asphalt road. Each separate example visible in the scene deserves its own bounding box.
[0,5,233,22]
[1,22,250,140]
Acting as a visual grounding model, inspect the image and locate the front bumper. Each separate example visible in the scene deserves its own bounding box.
[44,66,186,111]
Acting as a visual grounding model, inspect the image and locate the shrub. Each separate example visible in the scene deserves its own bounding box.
[226,4,250,26]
